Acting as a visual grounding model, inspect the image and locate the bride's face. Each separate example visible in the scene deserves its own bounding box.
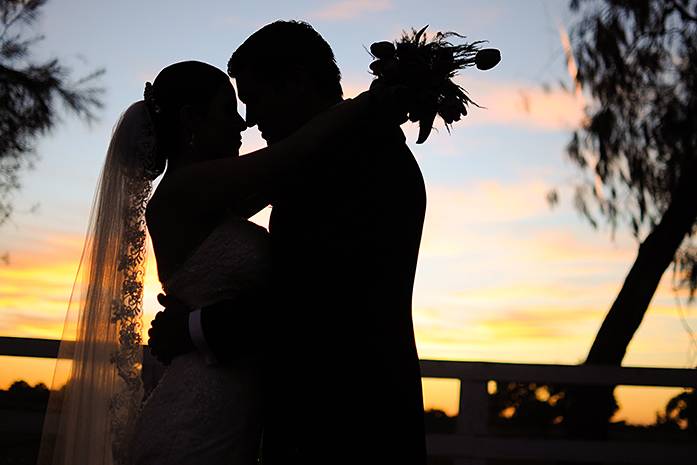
[192,82,246,160]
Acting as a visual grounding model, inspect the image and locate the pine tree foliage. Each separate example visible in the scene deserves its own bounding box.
[0,0,104,225]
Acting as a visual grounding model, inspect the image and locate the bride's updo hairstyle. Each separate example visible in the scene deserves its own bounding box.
[144,61,231,178]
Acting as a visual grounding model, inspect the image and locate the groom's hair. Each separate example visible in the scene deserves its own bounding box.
[228,20,343,101]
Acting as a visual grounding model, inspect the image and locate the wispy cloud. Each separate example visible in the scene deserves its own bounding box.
[419,180,551,257]
[475,305,603,335]
[430,180,551,223]
[460,76,586,131]
[452,282,622,308]
[310,0,392,21]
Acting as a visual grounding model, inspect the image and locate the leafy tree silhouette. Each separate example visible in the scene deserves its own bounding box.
[489,381,568,433]
[0,0,104,227]
[550,0,697,439]
[0,381,50,465]
[656,388,696,437]
[0,380,49,410]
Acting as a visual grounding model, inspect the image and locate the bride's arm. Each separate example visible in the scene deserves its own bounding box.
[162,90,389,212]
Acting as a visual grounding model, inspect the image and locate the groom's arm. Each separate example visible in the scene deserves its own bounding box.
[148,292,265,365]
[197,293,266,363]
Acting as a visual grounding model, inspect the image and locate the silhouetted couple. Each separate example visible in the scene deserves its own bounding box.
[41,20,427,465]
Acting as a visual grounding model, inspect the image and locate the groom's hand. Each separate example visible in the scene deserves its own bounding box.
[368,81,411,126]
[147,293,195,365]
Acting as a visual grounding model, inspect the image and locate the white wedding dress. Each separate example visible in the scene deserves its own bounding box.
[130,215,271,465]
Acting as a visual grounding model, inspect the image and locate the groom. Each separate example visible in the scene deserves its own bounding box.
[149,20,427,465]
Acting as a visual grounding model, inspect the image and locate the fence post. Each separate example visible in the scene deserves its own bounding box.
[454,379,489,465]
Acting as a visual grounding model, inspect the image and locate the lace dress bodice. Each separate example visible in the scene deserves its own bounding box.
[162,215,271,308]
[131,216,270,465]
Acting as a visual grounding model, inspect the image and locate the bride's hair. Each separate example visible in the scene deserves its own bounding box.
[144,61,231,176]
[37,61,230,465]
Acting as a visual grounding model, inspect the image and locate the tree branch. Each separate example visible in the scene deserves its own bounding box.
[669,0,697,23]
[0,0,46,42]
[0,6,24,41]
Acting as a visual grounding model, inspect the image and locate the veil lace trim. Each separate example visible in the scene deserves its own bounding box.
[109,173,151,465]
[38,101,156,465]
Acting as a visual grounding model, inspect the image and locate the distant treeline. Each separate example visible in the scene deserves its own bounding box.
[0,380,49,411]
[0,380,694,465]
[2,379,694,434]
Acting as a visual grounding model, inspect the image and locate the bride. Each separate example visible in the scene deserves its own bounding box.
[37,60,406,465]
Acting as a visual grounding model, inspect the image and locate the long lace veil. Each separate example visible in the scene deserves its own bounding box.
[38,101,158,465]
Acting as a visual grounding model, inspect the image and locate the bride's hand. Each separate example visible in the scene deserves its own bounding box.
[148,293,195,365]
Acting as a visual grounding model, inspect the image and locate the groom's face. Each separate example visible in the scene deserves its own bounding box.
[235,68,313,144]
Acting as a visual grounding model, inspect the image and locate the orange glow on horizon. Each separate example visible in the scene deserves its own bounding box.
[0,356,683,427]
[1,200,694,426]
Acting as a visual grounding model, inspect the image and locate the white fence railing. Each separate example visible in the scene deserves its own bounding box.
[420,359,696,464]
[2,336,695,464]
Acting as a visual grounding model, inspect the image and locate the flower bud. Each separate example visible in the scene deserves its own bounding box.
[475,48,501,70]
[369,60,385,75]
[439,96,465,123]
[439,106,460,124]
[370,41,396,59]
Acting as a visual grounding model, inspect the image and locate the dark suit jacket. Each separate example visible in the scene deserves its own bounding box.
[201,123,427,465]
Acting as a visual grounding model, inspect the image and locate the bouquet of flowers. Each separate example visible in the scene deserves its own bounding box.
[369,25,501,143]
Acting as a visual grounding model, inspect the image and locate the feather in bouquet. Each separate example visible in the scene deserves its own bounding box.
[369,25,501,143]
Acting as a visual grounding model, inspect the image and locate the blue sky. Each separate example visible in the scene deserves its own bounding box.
[1,0,695,423]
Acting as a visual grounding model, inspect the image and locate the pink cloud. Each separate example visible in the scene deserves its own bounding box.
[419,180,551,257]
[341,74,586,131]
[458,76,587,130]
[310,0,392,21]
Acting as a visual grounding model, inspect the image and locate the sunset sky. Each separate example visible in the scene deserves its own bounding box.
[1,0,695,424]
